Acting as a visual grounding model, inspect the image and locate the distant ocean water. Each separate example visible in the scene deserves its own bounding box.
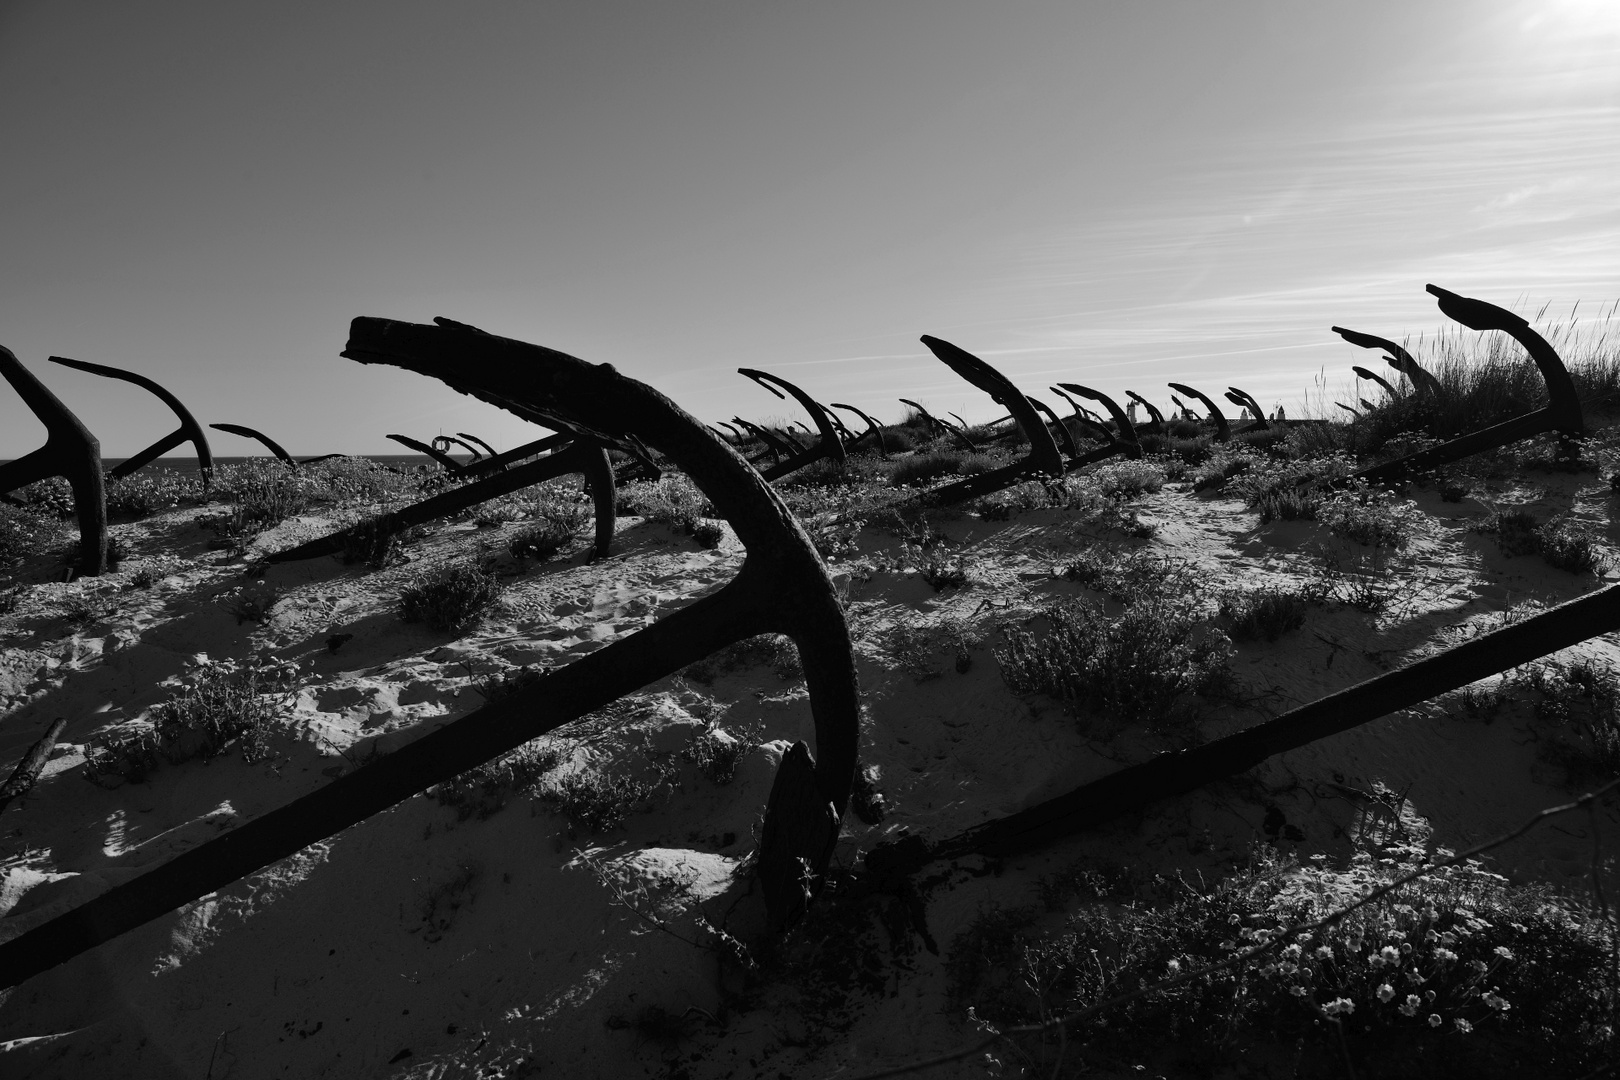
[0,455,463,479]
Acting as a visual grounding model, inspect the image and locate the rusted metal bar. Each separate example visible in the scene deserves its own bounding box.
[47,356,215,488]
[1167,383,1231,441]
[1170,394,1198,421]
[1331,325,1443,396]
[1056,384,1145,466]
[1050,386,1117,445]
[385,433,465,473]
[738,368,848,482]
[458,434,572,481]
[0,718,68,816]
[269,439,615,564]
[432,435,483,461]
[731,418,788,464]
[457,432,498,459]
[828,403,888,455]
[947,412,969,431]
[0,317,858,989]
[1360,397,1378,412]
[904,337,1065,507]
[0,347,107,575]
[1352,365,1398,398]
[1225,387,1269,429]
[1348,284,1585,484]
[898,398,978,453]
[209,423,298,466]
[1337,403,1362,419]
[1125,391,1165,434]
[1027,396,1080,460]
[871,582,1620,878]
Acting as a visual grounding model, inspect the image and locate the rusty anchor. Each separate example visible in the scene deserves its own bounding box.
[0,316,859,992]
[1167,383,1232,441]
[1347,285,1584,485]
[899,337,1064,508]
[1331,324,1444,396]
[46,356,214,488]
[828,403,888,455]
[738,368,847,482]
[0,347,107,575]
[898,397,978,453]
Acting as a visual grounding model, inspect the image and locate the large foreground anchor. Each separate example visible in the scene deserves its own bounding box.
[0,347,106,575]
[1348,285,1583,485]
[0,317,858,991]
[870,582,1620,877]
[47,355,214,487]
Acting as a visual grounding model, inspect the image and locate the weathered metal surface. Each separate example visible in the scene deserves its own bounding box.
[1331,324,1443,396]
[738,368,847,482]
[432,435,483,461]
[1352,365,1398,398]
[1055,383,1145,468]
[457,432,498,459]
[1347,286,1584,484]
[209,423,298,465]
[1125,391,1165,434]
[0,316,859,989]
[1026,396,1081,460]
[1225,387,1269,429]
[1167,383,1231,441]
[268,439,616,564]
[898,398,977,453]
[903,336,1065,507]
[387,433,466,473]
[828,403,888,455]
[1050,386,1116,445]
[0,347,107,575]
[47,355,215,488]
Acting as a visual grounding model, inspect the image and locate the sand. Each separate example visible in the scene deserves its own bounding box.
[2,457,1618,1078]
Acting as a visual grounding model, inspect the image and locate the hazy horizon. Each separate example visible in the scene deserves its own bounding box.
[3,1,1617,458]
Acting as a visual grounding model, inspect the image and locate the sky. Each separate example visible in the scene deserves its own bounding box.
[2,0,1618,459]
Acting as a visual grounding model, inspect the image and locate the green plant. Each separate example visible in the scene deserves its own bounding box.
[0,503,60,566]
[1318,482,1421,549]
[128,566,158,589]
[1477,510,1611,574]
[681,721,765,785]
[690,519,725,549]
[433,739,566,821]
[1510,659,1620,785]
[1220,587,1309,641]
[541,765,668,837]
[1086,459,1167,499]
[399,561,504,633]
[996,594,1234,732]
[617,475,715,535]
[340,518,400,568]
[83,656,297,785]
[222,586,279,625]
[876,617,979,682]
[680,634,802,684]
[947,842,1616,1076]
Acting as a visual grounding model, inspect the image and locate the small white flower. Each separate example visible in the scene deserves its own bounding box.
[1428,1013,1442,1028]
[1434,947,1458,963]
[1380,945,1401,965]
[1493,945,1514,961]
[1290,985,1308,997]
[1316,945,1334,960]
[1377,983,1395,1003]
[1166,959,1181,974]
[1483,992,1510,1011]
[1323,997,1355,1017]
[1454,1017,1473,1034]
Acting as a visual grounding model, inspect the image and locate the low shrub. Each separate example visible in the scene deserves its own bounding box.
[680,634,802,684]
[947,843,1615,1076]
[1511,659,1620,785]
[0,503,61,566]
[691,519,725,549]
[886,451,971,488]
[104,470,203,520]
[1087,459,1166,499]
[1220,587,1309,641]
[997,594,1234,731]
[399,561,504,633]
[1318,482,1422,549]
[339,517,400,568]
[541,766,668,837]
[617,475,714,535]
[681,721,765,785]
[221,586,279,625]
[84,656,297,785]
[433,740,566,821]
[1478,510,1611,573]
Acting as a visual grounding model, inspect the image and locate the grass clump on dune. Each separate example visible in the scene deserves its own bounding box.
[399,560,504,633]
